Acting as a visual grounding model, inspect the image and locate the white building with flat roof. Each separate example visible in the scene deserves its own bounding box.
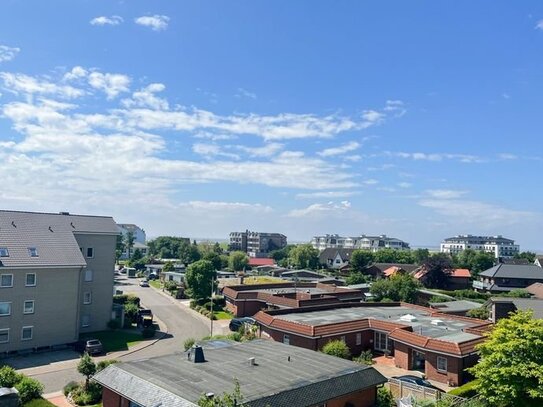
[311,234,410,252]
[440,235,519,259]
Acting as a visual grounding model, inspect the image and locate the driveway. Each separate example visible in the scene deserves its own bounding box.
[13,276,212,393]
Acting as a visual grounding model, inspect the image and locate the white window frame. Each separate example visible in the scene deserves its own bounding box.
[0,329,9,343]
[374,331,390,352]
[27,247,39,257]
[83,292,92,305]
[0,274,13,288]
[81,315,90,328]
[21,326,33,341]
[23,300,35,314]
[0,248,9,257]
[86,248,94,258]
[283,334,290,345]
[356,332,362,346]
[0,302,12,316]
[25,273,36,287]
[437,356,448,373]
[84,269,93,282]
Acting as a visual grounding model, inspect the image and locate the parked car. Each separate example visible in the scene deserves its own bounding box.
[138,308,154,327]
[229,317,256,332]
[392,375,441,391]
[148,273,158,280]
[85,339,103,355]
[140,280,149,287]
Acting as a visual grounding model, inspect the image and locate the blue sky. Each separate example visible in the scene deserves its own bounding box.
[0,1,542,250]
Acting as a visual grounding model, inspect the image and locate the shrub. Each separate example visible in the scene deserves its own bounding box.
[124,302,139,324]
[190,299,198,309]
[63,381,79,396]
[227,332,243,342]
[321,339,351,359]
[429,295,450,303]
[353,350,374,365]
[467,307,489,320]
[70,382,102,405]
[184,338,196,351]
[448,379,480,398]
[142,325,156,338]
[376,386,395,407]
[0,365,23,387]
[107,319,121,330]
[96,359,118,372]
[126,294,141,306]
[15,376,44,404]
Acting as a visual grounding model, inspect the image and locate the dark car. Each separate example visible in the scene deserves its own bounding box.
[85,339,103,355]
[138,308,154,327]
[148,273,158,280]
[392,375,441,391]
[229,317,256,332]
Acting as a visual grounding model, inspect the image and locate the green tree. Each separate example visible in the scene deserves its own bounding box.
[345,272,371,285]
[115,234,125,263]
[124,302,139,324]
[197,379,244,407]
[321,339,351,359]
[162,261,174,272]
[131,248,143,262]
[185,260,217,300]
[124,231,135,259]
[373,248,401,263]
[270,245,294,263]
[412,248,430,265]
[288,244,319,269]
[77,353,96,390]
[148,236,190,258]
[514,251,537,263]
[376,387,395,407]
[203,251,222,270]
[0,365,22,387]
[179,240,202,266]
[370,273,421,303]
[453,249,494,276]
[229,251,249,271]
[350,250,374,272]
[469,310,543,406]
[15,377,44,404]
[395,250,416,264]
[421,252,453,289]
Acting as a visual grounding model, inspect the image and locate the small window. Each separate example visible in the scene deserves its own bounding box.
[356,333,362,346]
[283,334,290,345]
[84,269,93,282]
[0,329,9,343]
[437,356,448,372]
[81,315,90,328]
[21,326,33,341]
[83,292,92,305]
[0,248,9,257]
[24,300,34,314]
[0,274,13,288]
[25,273,36,287]
[86,248,94,258]
[0,302,11,316]
[28,247,39,257]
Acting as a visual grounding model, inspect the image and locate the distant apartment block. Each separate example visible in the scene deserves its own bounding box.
[0,210,117,354]
[440,235,519,259]
[311,234,410,252]
[229,230,287,257]
[117,223,148,259]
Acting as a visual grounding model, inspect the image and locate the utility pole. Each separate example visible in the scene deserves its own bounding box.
[210,276,214,337]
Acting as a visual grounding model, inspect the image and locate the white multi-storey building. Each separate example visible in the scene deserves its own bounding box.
[440,235,519,259]
[311,234,410,252]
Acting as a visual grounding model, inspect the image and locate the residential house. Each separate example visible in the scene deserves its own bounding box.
[117,223,147,259]
[223,282,364,317]
[280,269,328,281]
[311,234,410,252]
[319,248,355,269]
[415,268,472,290]
[247,257,275,268]
[440,235,519,259]
[94,340,387,407]
[473,264,543,293]
[526,282,543,299]
[364,263,420,278]
[485,297,543,323]
[229,230,287,257]
[0,210,117,354]
[255,302,492,386]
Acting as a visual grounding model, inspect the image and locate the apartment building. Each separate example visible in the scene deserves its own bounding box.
[229,230,287,257]
[472,264,543,293]
[0,210,117,354]
[117,223,148,259]
[311,234,410,252]
[440,235,519,259]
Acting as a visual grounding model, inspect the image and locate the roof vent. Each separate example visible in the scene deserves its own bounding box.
[400,314,418,322]
[190,345,205,363]
[431,319,446,326]
[248,357,256,366]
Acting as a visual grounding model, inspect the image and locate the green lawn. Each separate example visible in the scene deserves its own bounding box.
[214,310,234,320]
[80,330,143,352]
[24,399,56,407]
[149,280,162,289]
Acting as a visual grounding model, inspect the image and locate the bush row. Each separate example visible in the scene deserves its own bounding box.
[0,366,44,404]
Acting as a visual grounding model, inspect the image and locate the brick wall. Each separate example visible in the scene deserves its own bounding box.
[326,387,377,407]
[394,342,411,370]
[261,326,319,350]
[228,300,266,317]
[425,352,461,386]
[102,387,131,407]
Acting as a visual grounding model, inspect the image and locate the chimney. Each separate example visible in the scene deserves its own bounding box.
[248,357,256,366]
[191,345,206,363]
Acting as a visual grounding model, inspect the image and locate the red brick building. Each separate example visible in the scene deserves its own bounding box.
[223,282,364,317]
[254,302,491,386]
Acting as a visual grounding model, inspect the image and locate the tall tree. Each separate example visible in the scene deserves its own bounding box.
[421,252,453,289]
[148,236,190,259]
[124,231,135,259]
[185,260,217,300]
[514,251,537,263]
[412,248,430,265]
[370,273,421,303]
[115,234,125,263]
[77,353,96,391]
[179,240,201,266]
[469,310,543,406]
[350,250,374,272]
[203,251,222,270]
[229,251,249,271]
[288,244,319,269]
[454,249,494,277]
[373,248,401,263]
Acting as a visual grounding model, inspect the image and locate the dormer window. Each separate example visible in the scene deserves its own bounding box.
[28,247,39,257]
[0,248,8,257]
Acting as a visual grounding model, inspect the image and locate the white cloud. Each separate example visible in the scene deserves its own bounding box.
[0,45,20,63]
[288,200,352,217]
[90,16,123,26]
[135,15,170,31]
[498,153,517,160]
[235,143,283,157]
[179,201,272,213]
[389,151,483,163]
[362,110,384,123]
[425,190,468,199]
[0,72,85,99]
[363,179,379,185]
[398,182,412,188]
[318,141,360,157]
[192,143,240,160]
[88,72,131,99]
[295,191,360,199]
[121,83,169,110]
[235,87,257,99]
[536,20,543,30]
[63,66,88,81]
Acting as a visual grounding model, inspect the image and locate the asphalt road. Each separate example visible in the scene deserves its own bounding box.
[24,276,210,393]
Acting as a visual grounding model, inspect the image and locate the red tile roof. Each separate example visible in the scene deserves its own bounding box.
[248,257,275,266]
[450,268,471,278]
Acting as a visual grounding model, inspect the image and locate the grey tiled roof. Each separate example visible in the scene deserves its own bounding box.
[93,340,386,407]
[479,264,543,279]
[0,210,117,268]
[489,298,543,319]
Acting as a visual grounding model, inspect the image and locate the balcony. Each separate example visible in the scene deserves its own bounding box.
[472,280,491,290]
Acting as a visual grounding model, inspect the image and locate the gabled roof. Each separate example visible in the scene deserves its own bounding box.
[450,268,471,278]
[487,297,543,319]
[0,210,117,268]
[526,282,543,299]
[370,263,420,273]
[478,264,543,279]
[318,248,355,264]
[93,340,386,407]
[248,257,275,267]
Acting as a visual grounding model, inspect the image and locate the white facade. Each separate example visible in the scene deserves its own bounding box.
[311,234,410,252]
[440,235,519,259]
[117,224,146,244]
